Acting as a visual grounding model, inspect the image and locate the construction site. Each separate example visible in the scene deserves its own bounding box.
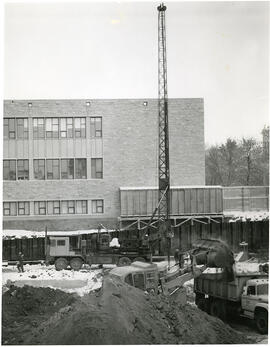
[2,2,269,346]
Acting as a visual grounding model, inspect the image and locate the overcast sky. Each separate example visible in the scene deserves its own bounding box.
[4,1,269,145]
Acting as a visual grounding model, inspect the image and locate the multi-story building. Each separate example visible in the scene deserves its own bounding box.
[3,98,205,231]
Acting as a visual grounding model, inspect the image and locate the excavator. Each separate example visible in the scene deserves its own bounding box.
[109,238,235,295]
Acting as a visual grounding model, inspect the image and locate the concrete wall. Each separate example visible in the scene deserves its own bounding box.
[3,98,205,230]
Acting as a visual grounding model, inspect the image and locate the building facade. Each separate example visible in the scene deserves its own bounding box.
[3,98,205,231]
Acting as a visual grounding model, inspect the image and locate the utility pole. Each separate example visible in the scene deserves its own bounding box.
[157,3,173,266]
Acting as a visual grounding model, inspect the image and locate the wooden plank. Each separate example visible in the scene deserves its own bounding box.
[139,190,147,216]
[171,190,179,215]
[190,189,197,213]
[197,189,204,214]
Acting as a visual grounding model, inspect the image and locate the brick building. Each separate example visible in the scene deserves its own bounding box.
[3,98,205,231]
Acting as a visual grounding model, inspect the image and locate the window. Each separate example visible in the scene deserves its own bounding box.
[4,119,16,139]
[46,159,60,179]
[17,160,29,180]
[92,200,104,214]
[60,118,73,138]
[247,286,256,295]
[75,159,87,179]
[33,118,45,139]
[61,200,75,214]
[61,159,74,179]
[34,159,45,180]
[125,274,134,286]
[90,117,102,137]
[57,240,66,246]
[34,201,46,215]
[47,201,60,215]
[3,160,16,180]
[74,118,86,138]
[91,158,103,178]
[3,202,17,216]
[46,118,59,138]
[18,202,30,215]
[76,200,87,214]
[17,119,28,139]
[133,273,145,290]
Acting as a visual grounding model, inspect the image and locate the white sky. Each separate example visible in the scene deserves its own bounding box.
[3,1,269,145]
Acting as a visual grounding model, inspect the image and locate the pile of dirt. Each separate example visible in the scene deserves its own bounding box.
[8,277,250,345]
[2,285,76,345]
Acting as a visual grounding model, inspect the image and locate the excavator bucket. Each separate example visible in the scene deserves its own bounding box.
[191,239,235,281]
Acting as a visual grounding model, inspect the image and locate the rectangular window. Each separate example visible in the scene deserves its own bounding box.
[17,160,29,180]
[3,160,16,180]
[74,118,86,138]
[75,159,87,179]
[34,201,46,215]
[46,159,60,179]
[91,158,103,178]
[76,200,87,214]
[33,118,45,139]
[47,201,60,215]
[46,118,59,138]
[92,200,104,214]
[34,159,45,180]
[61,200,75,214]
[4,119,16,139]
[17,118,28,139]
[90,117,102,138]
[18,202,30,215]
[57,240,66,246]
[3,202,17,216]
[60,118,73,138]
[61,159,74,179]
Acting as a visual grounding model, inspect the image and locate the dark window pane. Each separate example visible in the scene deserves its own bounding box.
[17,119,28,139]
[17,160,29,180]
[91,158,103,179]
[61,159,74,179]
[46,159,59,179]
[3,160,16,180]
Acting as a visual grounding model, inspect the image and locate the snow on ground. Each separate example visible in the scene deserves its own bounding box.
[224,210,269,222]
[2,264,104,296]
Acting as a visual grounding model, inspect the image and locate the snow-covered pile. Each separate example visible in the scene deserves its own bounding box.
[225,211,269,222]
[3,228,113,239]
[2,264,103,296]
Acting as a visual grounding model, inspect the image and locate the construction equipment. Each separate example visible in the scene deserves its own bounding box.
[109,238,235,295]
[48,230,151,271]
[194,263,268,334]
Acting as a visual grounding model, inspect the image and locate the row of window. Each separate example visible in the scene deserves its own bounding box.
[3,200,104,216]
[3,158,103,180]
[4,117,102,139]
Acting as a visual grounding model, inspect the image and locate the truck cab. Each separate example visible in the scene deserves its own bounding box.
[241,278,268,333]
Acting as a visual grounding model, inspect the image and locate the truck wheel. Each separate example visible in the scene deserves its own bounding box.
[118,257,131,266]
[134,257,145,262]
[70,258,83,271]
[55,258,68,271]
[255,311,268,334]
[197,298,206,312]
[210,300,224,320]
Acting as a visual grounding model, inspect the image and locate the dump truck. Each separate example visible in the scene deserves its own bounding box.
[48,232,151,270]
[194,262,268,334]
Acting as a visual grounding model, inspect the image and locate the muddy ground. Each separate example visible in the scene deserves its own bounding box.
[2,275,257,345]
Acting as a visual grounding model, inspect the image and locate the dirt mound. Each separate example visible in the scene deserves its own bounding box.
[18,277,249,345]
[2,285,76,345]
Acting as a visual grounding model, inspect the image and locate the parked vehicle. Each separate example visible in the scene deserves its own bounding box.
[48,232,151,270]
[194,268,268,334]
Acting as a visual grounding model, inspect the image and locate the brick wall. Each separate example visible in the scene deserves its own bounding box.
[3,98,205,230]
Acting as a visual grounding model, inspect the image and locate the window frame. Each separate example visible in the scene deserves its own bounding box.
[3,160,16,181]
[34,201,47,215]
[33,118,45,139]
[90,117,102,138]
[92,199,104,214]
[91,158,103,179]
[3,202,17,216]
[74,117,86,138]
[61,158,74,179]
[4,118,16,139]
[17,159,29,180]
[75,158,87,179]
[18,201,30,215]
[33,159,45,180]
[16,118,29,139]
[46,159,60,180]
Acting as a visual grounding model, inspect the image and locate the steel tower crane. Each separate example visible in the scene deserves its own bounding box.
[157,3,173,263]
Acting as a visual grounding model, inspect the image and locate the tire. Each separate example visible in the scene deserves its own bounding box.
[55,258,68,271]
[70,257,83,271]
[133,257,145,262]
[118,257,131,267]
[255,311,268,334]
[210,299,226,320]
[197,297,206,312]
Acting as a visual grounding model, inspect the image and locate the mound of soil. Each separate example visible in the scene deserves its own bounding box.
[2,285,76,345]
[9,277,250,345]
